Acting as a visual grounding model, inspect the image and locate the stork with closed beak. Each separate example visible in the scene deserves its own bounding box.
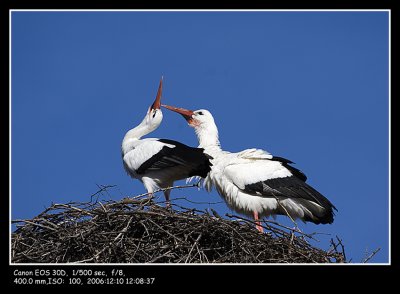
[162,104,336,231]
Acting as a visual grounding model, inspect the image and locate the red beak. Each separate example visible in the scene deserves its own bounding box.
[162,104,195,123]
[150,76,163,110]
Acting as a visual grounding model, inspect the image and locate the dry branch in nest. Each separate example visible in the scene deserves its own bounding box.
[12,185,346,264]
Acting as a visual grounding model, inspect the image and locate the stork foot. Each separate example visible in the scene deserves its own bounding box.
[253,211,264,233]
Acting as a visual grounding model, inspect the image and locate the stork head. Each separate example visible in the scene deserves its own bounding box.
[162,104,220,148]
[145,77,164,128]
[161,105,213,127]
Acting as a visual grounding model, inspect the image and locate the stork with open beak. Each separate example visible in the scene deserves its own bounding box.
[121,78,212,206]
[162,104,336,232]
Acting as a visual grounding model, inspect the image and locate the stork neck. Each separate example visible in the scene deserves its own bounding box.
[125,116,154,139]
[195,122,222,152]
[122,115,155,154]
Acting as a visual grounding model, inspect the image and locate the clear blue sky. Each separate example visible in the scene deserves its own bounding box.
[11,11,389,263]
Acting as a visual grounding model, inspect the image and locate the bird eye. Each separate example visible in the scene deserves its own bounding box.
[198,111,203,115]
[152,110,157,118]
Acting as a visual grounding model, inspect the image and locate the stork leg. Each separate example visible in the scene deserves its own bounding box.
[164,189,172,209]
[253,211,264,233]
[142,179,155,200]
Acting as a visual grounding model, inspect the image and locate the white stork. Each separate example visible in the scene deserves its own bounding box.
[121,78,212,206]
[162,104,336,232]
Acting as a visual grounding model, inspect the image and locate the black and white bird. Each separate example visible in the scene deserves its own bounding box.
[121,78,212,206]
[162,104,336,232]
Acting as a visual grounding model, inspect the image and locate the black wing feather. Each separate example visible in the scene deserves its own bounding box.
[136,139,212,177]
[243,176,336,224]
[270,156,307,182]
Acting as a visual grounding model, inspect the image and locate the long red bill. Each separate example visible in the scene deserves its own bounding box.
[161,104,195,121]
[150,76,163,110]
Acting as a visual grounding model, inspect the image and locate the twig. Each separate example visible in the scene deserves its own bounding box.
[129,183,201,199]
[52,204,93,216]
[98,202,108,213]
[73,246,108,263]
[172,197,224,205]
[146,218,184,244]
[185,234,203,263]
[90,184,116,202]
[362,247,381,263]
[35,218,60,229]
[272,195,299,229]
[113,217,133,242]
[12,219,57,232]
[335,236,347,261]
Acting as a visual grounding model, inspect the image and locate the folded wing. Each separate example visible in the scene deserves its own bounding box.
[224,153,336,224]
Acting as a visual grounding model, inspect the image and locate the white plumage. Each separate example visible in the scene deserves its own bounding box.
[163,106,336,231]
[123,138,175,172]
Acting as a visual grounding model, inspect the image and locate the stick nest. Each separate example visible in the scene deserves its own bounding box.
[12,190,346,264]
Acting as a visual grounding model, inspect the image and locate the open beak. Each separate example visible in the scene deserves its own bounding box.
[162,104,195,123]
[150,76,163,110]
